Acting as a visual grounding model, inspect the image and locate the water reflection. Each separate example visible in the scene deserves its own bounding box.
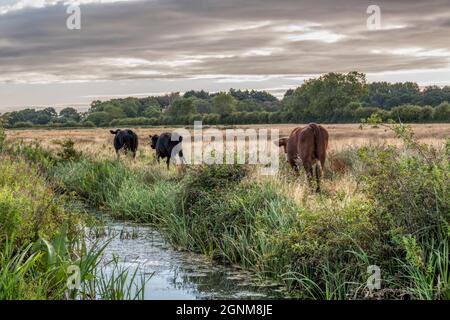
[90,223,288,300]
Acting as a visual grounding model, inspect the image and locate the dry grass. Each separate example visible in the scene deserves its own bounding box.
[6,123,449,161]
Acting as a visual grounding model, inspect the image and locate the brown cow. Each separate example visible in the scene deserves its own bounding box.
[276,123,329,192]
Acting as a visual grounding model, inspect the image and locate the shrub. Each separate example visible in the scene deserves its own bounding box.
[110,117,154,126]
[434,101,450,121]
[357,144,448,238]
[13,121,34,128]
[179,164,249,213]
[0,157,67,249]
[82,120,96,128]
[53,139,82,162]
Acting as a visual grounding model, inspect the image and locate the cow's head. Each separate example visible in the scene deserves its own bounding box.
[275,137,289,158]
[149,134,159,149]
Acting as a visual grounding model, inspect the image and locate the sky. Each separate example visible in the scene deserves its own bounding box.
[1,0,450,112]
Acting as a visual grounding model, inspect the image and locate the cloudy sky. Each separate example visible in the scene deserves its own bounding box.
[1,0,450,111]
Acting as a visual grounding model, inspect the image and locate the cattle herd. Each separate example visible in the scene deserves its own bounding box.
[110,123,329,192]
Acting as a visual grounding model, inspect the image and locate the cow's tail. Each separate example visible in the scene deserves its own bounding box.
[309,123,328,168]
[132,131,139,152]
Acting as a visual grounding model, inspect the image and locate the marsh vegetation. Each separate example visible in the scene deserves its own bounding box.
[1,123,449,299]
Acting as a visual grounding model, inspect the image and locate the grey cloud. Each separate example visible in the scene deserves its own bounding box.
[1,0,450,109]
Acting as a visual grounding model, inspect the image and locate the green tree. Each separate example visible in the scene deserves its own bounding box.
[85,112,113,126]
[286,71,367,122]
[434,101,450,121]
[143,106,162,118]
[60,107,81,122]
[391,104,424,122]
[192,98,212,114]
[213,93,236,116]
[184,90,210,100]
[103,104,126,119]
[166,98,197,120]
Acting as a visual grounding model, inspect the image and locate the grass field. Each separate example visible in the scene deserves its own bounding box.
[6,123,450,159]
[1,123,449,299]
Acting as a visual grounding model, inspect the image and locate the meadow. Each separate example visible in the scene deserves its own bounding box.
[6,123,449,157]
[1,123,449,299]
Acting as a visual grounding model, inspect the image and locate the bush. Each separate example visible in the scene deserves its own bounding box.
[0,157,67,249]
[110,117,154,126]
[13,121,34,128]
[53,139,82,162]
[391,105,418,122]
[6,140,56,173]
[81,120,96,128]
[180,164,248,213]
[434,101,450,121]
[353,128,449,299]
[357,144,448,238]
[353,107,385,122]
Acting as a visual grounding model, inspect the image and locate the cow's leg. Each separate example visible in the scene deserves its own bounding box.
[132,150,137,160]
[166,157,170,170]
[287,155,298,173]
[115,149,120,160]
[315,162,322,193]
[179,150,185,163]
[303,161,314,189]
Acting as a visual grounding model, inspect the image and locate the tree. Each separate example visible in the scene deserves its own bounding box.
[184,90,210,100]
[391,104,424,122]
[157,93,180,107]
[121,98,139,117]
[138,97,161,115]
[42,107,57,119]
[213,92,236,116]
[286,72,367,122]
[60,107,81,122]
[90,100,103,112]
[236,99,261,112]
[364,82,420,109]
[192,98,212,114]
[85,112,113,126]
[103,104,126,119]
[434,101,450,121]
[143,106,162,118]
[165,98,197,120]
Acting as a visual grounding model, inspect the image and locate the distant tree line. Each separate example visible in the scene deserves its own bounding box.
[2,72,449,128]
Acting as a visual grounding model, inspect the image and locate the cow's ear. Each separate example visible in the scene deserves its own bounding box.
[275,138,288,147]
[110,130,119,135]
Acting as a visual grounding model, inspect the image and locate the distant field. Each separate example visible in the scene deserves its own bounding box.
[6,123,450,160]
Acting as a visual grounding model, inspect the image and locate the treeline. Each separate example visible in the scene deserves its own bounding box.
[2,72,449,128]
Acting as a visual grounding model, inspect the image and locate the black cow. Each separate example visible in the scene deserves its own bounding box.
[110,129,139,159]
[149,133,184,169]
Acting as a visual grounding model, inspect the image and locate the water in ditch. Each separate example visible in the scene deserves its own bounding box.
[89,222,290,300]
